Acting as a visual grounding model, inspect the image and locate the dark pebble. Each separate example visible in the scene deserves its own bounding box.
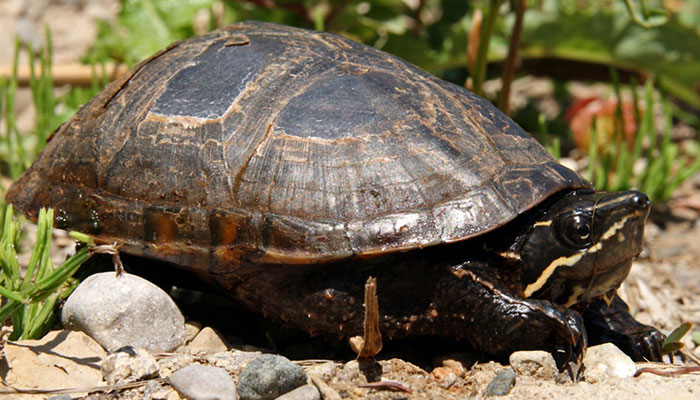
[237,354,306,400]
[484,368,516,396]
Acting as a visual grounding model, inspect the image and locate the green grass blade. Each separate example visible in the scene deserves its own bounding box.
[22,208,48,288]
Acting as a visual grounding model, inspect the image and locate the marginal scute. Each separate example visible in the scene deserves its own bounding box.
[144,206,181,244]
[433,186,515,241]
[261,214,352,262]
[5,21,591,269]
[209,208,250,247]
[346,211,440,255]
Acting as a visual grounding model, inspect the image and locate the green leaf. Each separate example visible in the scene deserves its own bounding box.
[665,322,692,345]
[662,322,692,353]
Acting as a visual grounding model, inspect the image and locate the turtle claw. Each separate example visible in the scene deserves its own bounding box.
[524,299,587,371]
[632,327,666,362]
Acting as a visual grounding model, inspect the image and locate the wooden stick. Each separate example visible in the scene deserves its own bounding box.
[357,276,383,359]
[0,63,128,87]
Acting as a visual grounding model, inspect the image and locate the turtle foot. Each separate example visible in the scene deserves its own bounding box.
[582,295,666,362]
[526,299,588,371]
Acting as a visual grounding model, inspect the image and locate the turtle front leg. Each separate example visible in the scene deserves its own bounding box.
[581,294,665,361]
[441,268,587,370]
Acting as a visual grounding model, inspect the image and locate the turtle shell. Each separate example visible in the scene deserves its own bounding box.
[6,21,590,272]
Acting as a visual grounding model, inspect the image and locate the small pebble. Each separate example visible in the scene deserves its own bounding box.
[509,350,558,380]
[185,321,203,342]
[484,369,516,396]
[169,365,238,400]
[583,343,636,383]
[101,346,158,385]
[61,272,186,353]
[336,360,360,381]
[304,361,337,381]
[430,366,459,389]
[185,327,228,355]
[237,354,306,400]
[273,384,321,400]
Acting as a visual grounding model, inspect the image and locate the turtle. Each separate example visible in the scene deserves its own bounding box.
[6,21,665,366]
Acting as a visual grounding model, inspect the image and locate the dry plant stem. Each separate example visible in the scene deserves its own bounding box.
[88,243,124,275]
[471,0,505,96]
[681,348,700,365]
[0,326,12,357]
[411,0,428,35]
[355,277,383,383]
[308,373,342,400]
[357,276,382,359]
[0,63,127,87]
[633,366,700,378]
[358,380,412,393]
[498,0,526,114]
[466,8,483,79]
[0,377,168,396]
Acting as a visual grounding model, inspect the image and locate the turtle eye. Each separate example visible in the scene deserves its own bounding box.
[555,213,593,248]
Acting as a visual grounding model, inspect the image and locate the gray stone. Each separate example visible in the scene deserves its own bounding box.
[583,343,636,383]
[509,350,558,380]
[61,272,186,353]
[484,369,516,396]
[273,384,320,400]
[237,354,306,400]
[169,365,238,400]
[101,346,159,385]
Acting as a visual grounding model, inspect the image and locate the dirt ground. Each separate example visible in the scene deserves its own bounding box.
[1,1,699,398]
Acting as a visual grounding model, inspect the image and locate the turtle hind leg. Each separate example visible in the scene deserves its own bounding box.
[581,294,665,362]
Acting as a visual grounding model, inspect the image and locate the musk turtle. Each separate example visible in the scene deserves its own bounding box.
[6,21,664,365]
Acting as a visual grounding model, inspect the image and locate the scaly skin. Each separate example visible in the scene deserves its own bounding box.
[226,250,587,367]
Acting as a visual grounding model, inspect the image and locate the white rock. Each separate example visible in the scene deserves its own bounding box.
[509,350,558,380]
[584,343,636,383]
[169,365,238,400]
[61,272,186,353]
[274,384,321,400]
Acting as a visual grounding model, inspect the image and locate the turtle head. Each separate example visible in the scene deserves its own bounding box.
[519,190,650,306]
